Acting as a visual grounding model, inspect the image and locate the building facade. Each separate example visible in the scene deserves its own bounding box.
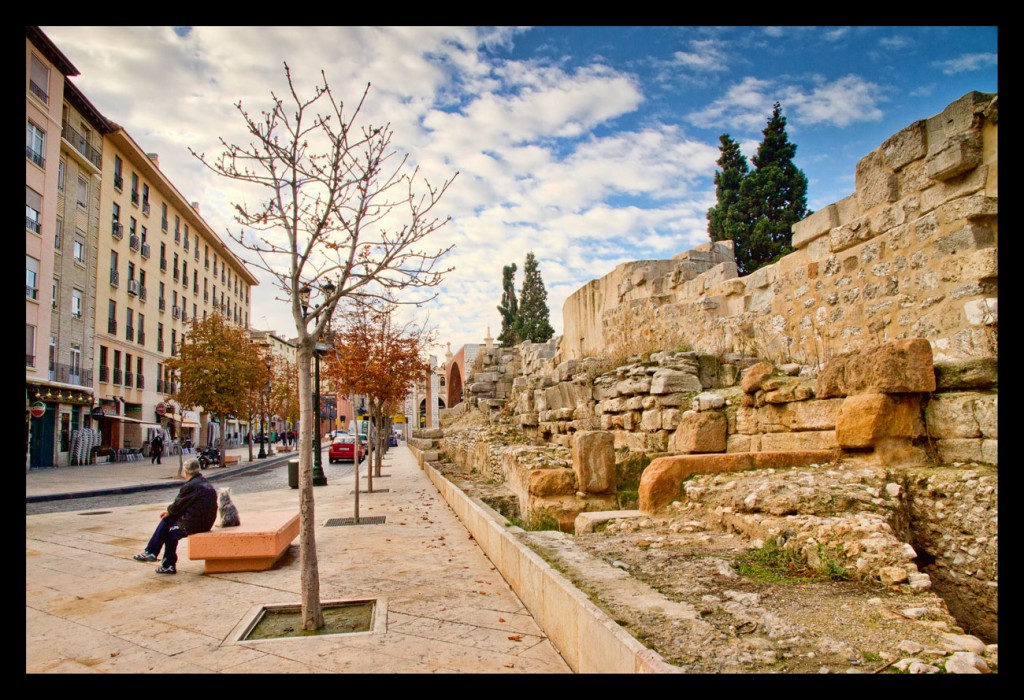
[93,126,260,453]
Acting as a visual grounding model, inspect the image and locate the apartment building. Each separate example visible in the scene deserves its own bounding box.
[95,127,260,452]
[27,27,100,468]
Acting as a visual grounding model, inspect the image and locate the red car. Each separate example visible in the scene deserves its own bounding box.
[328,434,366,464]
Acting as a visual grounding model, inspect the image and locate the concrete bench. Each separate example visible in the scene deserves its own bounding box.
[187,510,299,573]
[224,454,240,465]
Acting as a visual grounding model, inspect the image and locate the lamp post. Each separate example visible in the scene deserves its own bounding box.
[258,356,270,459]
[300,281,335,487]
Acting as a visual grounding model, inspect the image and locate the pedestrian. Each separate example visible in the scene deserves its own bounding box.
[150,432,164,465]
[131,457,217,574]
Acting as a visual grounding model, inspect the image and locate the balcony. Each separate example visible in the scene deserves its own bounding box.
[127,279,140,296]
[161,217,168,231]
[52,363,92,387]
[99,365,109,383]
[109,270,119,287]
[125,371,134,387]
[113,367,123,385]
[61,121,102,169]
[139,286,148,301]
[107,318,117,334]
[141,243,151,259]
[193,284,199,295]
[29,79,47,104]
[125,325,134,341]
[129,234,140,252]
[173,269,179,281]
[167,381,177,395]
[171,343,178,357]
[142,201,151,217]
[26,285,38,301]
[160,258,167,272]
[156,378,164,393]
[112,221,124,239]
[136,373,145,390]
[159,298,166,312]
[114,174,123,191]
[158,339,165,353]
[131,190,139,206]
[26,146,45,169]
[182,311,189,323]
[204,258,209,270]
[26,216,41,233]
[204,291,209,303]
[26,353,34,367]
[193,248,199,261]
[138,330,145,346]
[183,238,189,252]
[172,306,181,319]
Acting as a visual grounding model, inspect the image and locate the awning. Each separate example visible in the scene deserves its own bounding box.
[164,414,199,428]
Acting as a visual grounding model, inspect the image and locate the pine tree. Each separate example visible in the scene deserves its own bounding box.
[515,252,555,343]
[706,134,749,245]
[496,263,519,346]
[707,102,809,276]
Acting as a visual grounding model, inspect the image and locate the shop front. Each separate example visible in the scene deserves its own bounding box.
[26,378,94,469]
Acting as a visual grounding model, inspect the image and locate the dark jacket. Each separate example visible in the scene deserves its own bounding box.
[166,473,217,535]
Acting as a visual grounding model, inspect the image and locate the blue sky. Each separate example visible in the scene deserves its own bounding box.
[42,26,998,354]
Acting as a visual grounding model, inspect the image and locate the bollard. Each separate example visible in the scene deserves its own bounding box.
[288,459,299,489]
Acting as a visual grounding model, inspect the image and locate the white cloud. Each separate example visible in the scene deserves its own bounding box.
[672,39,729,73]
[935,52,998,75]
[783,75,885,127]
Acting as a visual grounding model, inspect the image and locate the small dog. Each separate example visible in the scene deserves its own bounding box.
[217,487,241,528]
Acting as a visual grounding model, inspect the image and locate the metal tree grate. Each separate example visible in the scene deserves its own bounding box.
[325,516,387,526]
[350,489,390,495]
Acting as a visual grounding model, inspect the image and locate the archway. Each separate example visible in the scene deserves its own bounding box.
[447,363,464,407]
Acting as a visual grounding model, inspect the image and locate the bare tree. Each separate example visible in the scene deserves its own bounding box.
[191,63,456,630]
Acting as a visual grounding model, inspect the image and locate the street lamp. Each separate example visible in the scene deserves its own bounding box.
[300,280,335,487]
[258,355,270,459]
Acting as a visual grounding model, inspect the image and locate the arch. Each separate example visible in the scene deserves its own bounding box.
[447,362,464,407]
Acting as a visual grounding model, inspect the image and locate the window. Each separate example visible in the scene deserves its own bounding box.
[142,184,150,207]
[29,54,49,104]
[70,343,82,383]
[26,121,46,168]
[26,255,39,300]
[137,357,144,388]
[131,172,139,205]
[113,155,123,190]
[55,218,62,250]
[161,203,168,230]
[74,235,85,264]
[128,261,135,282]
[51,278,58,309]
[138,314,145,345]
[26,324,36,367]
[113,349,122,384]
[77,176,88,208]
[72,289,83,318]
[126,308,134,341]
[174,215,181,242]
[49,336,56,379]
[26,187,42,233]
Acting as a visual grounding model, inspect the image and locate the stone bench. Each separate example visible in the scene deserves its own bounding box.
[187,510,299,573]
[224,454,240,465]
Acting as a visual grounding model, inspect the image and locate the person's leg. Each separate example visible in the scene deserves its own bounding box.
[140,516,175,558]
[158,525,187,572]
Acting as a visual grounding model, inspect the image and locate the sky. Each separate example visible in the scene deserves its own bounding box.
[42,26,998,357]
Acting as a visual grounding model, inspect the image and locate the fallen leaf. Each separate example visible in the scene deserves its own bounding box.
[498,617,506,623]
[508,635,522,642]
[504,663,514,668]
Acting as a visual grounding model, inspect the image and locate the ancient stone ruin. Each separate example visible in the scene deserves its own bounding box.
[411,91,998,666]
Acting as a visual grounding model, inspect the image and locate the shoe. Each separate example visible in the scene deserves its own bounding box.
[155,565,177,574]
[133,551,157,562]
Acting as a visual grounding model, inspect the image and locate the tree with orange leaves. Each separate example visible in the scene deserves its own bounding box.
[323,296,430,518]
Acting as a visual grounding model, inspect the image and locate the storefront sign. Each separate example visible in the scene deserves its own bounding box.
[91,405,106,419]
[30,401,47,418]
[155,402,167,416]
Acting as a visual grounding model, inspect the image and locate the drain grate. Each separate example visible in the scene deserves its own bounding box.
[325,516,387,526]
[350,489,390,495]
[78,511,112,515]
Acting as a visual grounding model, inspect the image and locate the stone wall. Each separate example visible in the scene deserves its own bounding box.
[559,92,997,368]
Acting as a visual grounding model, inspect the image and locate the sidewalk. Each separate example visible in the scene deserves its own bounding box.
[25,444,572,673]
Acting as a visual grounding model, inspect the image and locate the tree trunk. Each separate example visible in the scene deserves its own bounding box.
[365,409,375,493]
[296,343,324,630]
[219,416,226,468]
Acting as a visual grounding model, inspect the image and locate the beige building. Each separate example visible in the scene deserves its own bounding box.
[27,27,100,468]
[94,126,259,452]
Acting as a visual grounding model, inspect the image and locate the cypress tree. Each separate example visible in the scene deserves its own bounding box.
[496,263,519,346]
[707,103,809,276]
[706,134,750,245]
[515,252,554,343]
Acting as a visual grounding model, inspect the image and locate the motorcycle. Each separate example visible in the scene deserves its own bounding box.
[198,447,220,470]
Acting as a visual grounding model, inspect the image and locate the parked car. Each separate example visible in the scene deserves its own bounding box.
[328,434,366,464]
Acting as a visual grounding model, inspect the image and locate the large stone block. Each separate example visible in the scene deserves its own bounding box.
[792,204,839,249]
[740,361,775,394]
[818,338,936,397]
[758,399,843,432]
[881,119,928,171]
[668,410,726,454]
[650,368,701,395]
[571,431,616,494]
[528,468,578,497]
[759,430,837,452]
[925,131,983,181]
[836,393,924,449]
[855,150,899,211]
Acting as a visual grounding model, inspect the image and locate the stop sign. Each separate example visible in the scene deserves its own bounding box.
[156,402,167,416]
[30,401,46,418]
